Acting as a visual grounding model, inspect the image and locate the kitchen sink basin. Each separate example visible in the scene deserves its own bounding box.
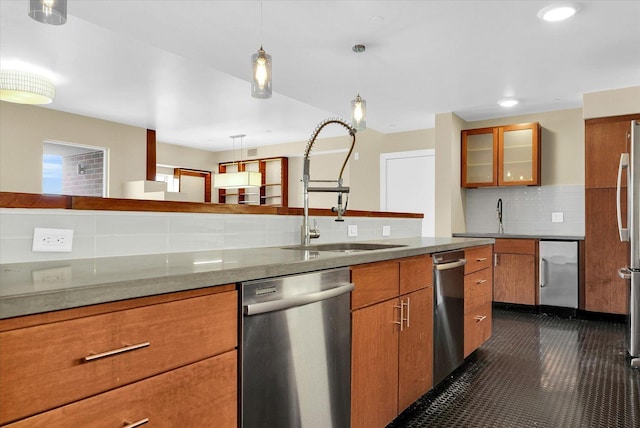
[281,242,407,252]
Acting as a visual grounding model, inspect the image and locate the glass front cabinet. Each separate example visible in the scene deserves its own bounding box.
[461,122,541,188]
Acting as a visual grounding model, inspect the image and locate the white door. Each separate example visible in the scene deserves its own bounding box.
[380,150,435,236]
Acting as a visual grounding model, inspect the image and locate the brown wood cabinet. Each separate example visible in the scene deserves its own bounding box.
[0,287,238,426]
[584,114,638,314]
[217,156,288,206]
[462,122,541,188]
[493,239,538,305]
[463,245,493,357]
[350,255,433,428]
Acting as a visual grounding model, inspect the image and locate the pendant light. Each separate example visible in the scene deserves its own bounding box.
[213,135,262,189]
[28,0,67,25]
[0,69,55,104]
[351,44,367,131]
[251,1,272,99]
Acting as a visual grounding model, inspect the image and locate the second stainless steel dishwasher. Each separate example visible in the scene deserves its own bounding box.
[241,267,354,428]
[433,250,467,386]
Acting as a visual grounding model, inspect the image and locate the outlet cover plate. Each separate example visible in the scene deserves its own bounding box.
[383,225,391,236]
[32,228,74,252]
[551,212,564,223]
[348,224,358,237]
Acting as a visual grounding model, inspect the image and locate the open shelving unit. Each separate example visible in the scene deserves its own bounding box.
[217,156,288,207]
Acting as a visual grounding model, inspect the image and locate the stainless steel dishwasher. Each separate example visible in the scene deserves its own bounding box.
[433,250,467,386]
[241,267,353,428]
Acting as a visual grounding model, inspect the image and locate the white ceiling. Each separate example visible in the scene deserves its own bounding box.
[1,0,639,152]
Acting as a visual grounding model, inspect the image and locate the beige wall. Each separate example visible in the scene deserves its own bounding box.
[0,102,145,197]
[156,141,217,172]
[583,86,640,119]
[466,108,585,186]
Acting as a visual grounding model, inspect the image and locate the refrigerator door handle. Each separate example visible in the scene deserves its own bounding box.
[618,267,632,280]
[540,258,547,287]
[617,152,630,242]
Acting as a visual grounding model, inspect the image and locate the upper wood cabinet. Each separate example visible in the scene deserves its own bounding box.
[461,122,541,188]
[217,156,288,207]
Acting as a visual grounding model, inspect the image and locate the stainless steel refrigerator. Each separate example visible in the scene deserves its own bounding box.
[616,119,640,368]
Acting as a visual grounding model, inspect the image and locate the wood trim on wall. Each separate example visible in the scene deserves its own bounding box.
[173,168,212,203]
[146,129,157,181]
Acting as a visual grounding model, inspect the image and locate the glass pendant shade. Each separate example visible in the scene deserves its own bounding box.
[351,94,366,131]
[213,170,262,189]
[29,0,67,25]
[251,46,272,99]
[0,70,55,104]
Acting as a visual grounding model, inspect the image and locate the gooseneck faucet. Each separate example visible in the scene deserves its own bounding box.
[497,198,504,234]
[302,117,357,246]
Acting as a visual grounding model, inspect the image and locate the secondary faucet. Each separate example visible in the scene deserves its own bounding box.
[497,198,504,234]
[301,117,357,246]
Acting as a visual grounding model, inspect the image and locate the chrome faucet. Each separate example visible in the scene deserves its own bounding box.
[497,198,504,234]
[301,117,357,246]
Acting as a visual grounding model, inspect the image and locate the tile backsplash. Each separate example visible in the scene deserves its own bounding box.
[464,185,585,236]
[0,209,422,264]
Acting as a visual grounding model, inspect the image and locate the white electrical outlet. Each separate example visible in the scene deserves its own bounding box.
[348,224,358,237]
[32,228,74,252]
[383,225,391,237]
[551,212,564,223]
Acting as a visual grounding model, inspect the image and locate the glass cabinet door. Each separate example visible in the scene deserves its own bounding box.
[462,128,498,187]
[499,123,540,186]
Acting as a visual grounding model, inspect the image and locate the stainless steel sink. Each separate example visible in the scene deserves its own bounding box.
[281,242,407,252]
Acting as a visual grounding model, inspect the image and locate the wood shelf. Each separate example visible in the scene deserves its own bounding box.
[217,156,288,207]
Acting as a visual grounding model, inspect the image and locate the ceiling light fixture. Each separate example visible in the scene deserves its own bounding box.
[28,0,67,25]
[498,98,519,108]
[213,135,262,189]
[351,44,367,131]
[0,69,55,104]
[537,3,579,22]
[251,0,272,99]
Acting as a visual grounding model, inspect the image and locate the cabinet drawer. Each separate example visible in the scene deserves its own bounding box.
[464,268,493,314]
[463,302,492,357]
[400,255,433,295]
[351,261,399,310]
[0,290,237,424]
[6,351,237,428]
[464,245,493,274]
[494,238,536,255]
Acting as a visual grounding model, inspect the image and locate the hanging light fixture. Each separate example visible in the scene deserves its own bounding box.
[28,0,67,25]
[0,70,55,104]
[251,1,272,99]
[351,44,367,131]
[213,135,262,189]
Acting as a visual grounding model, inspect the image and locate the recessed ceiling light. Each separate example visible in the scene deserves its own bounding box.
[538,4,579,22]
[498,99,519,108]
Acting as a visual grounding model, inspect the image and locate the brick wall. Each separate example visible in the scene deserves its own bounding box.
[62,151,104,196]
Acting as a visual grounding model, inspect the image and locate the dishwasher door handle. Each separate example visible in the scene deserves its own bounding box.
[244,283,355,315]
[434,259,467,271]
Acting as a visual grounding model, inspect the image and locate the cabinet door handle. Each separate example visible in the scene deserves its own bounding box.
[394,302,404,331]
[405,297,410,328]
[474,315,487,322]
[123,418,149,428]
[476,279,488,285]
[476,257,487,262]
[494,254,499,267]
[83,342,150,362]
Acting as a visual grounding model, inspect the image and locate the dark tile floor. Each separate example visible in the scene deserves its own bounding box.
[388,308,640,428]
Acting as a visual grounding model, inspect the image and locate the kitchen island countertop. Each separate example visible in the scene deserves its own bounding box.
[453,232,584,241]
[0,236,494,319]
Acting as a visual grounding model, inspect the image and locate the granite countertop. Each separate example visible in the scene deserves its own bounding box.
[453,232,584,241]
[0,236,494,319]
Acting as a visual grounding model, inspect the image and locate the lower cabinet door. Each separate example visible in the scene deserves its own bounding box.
[464,302,493,357]
[398,286,433,411]
[7,351,237,428]
[351,299,400,428]
[494,253,536,305]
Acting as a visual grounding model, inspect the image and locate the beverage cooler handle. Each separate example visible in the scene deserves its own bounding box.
[539,258,547,288]
[616,153,630,242]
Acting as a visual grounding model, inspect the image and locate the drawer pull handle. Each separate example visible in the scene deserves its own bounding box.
[123,418,149,428]
[476,257,487,262]
[474,315,487,322]
[476,279,488,285]
[83,342,150,362]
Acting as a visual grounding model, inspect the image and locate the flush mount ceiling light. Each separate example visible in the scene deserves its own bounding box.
[351,44,367,131]
[537,3,579,22]
[213,135,262,189]
[0,69,55,104]
[29,0,67,25]
[251,1,272,99]
[498,98,519,108]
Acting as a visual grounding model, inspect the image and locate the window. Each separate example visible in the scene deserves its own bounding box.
[42,141,107,197]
